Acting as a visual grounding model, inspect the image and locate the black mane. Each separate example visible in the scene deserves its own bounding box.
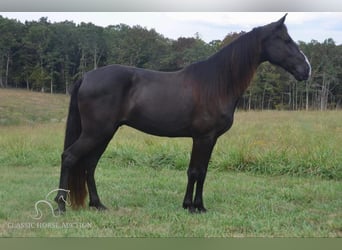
[184,27,262,104]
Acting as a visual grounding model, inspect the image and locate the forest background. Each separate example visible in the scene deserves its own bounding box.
[0,16,341,110]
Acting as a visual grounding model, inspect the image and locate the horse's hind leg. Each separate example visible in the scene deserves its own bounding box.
[83,140,114,210]
[55,127,116,212]
[55,153,75,213]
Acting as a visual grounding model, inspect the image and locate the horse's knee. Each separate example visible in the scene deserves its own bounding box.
[61,151,78,169]
[187,168,198,178]
[187,167,206,181]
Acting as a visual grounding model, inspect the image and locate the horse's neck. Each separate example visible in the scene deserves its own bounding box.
[212,29,262,97]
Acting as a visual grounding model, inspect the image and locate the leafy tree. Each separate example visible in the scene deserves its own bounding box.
[0,16,23,88]
[77,22,107,75]
[23,18,52,92]
[49,21,78,93]
[0,15,340,110]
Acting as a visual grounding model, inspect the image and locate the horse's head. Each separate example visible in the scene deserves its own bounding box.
[260,14,311,81]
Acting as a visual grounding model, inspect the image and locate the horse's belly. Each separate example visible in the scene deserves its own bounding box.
[125,108,192,137]
[126,119,191,137]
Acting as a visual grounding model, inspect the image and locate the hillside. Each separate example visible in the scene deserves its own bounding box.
[0,89,69,126]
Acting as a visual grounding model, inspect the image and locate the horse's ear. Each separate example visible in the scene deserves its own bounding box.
[262,13,288,37]
[276,13,288,27]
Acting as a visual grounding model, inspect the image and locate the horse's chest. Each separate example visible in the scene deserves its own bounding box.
[216,112,234,135]
[192,109,234,137]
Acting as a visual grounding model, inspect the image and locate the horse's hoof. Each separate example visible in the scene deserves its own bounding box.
[54,208,66,216]
[197,207,207,213]
[183,204,196,213]
[89,202,107,211]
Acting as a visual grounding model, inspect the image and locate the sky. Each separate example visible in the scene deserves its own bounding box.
[1,12,342,45]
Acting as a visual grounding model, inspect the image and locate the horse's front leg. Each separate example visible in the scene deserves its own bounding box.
[183,135,217,213]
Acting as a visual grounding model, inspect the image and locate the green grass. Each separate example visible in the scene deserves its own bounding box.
[0,89,68,126]
[0,89,341,237]
[214,111,342,179]
[0,163,341,237]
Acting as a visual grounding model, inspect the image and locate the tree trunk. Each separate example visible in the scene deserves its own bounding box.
[248,91,252,111]
[0,56,4,88]
[285,92,291,110]
[294,82,297,110]
[65,78,69,95]
[261,83,267,111]
[305,81,309,111]
[94,47,97,69]
[292,81,297,110]
[50,74,53,94]
[320,73,329,111]
[79,48,85,76]
[267,96,272,110]
[26,78,30,90]
[5,52,10,88]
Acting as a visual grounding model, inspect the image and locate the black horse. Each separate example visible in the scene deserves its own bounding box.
[55,14,311,213]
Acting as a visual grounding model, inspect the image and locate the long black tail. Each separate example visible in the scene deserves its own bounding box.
[64,79,82,150]
[64,78,87,209]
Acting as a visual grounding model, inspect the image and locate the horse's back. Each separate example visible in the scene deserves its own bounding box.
[79,64,183,95]
[79,65,135,96]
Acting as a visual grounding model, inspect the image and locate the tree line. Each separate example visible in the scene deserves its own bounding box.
[0,16,341,110]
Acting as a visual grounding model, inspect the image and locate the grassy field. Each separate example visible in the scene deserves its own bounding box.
[0,89,68,126]
[0,89,341,237]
